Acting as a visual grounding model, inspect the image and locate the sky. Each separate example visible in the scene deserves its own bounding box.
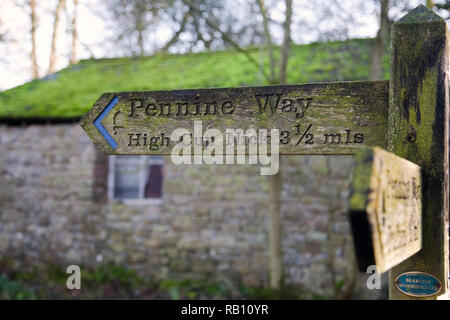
[0,0,108,90]
[0,0,424,91]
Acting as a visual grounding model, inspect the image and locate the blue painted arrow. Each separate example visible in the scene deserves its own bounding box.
[94,96,119,149]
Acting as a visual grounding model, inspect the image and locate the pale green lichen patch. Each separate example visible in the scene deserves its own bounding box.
[397,5,443,24]
[391,20,445,125]
[349,147,374,211]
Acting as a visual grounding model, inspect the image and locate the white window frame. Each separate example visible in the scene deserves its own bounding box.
[108,155,164,205]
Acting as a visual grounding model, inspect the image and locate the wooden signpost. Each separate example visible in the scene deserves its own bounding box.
[81,82,388,155]
[81,5,449,299]
[349,147,422,274]
[387,5,449,300]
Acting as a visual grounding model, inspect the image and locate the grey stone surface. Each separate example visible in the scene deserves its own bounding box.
[0,124,377,298]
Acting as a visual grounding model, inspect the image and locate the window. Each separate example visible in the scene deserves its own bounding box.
[108,156,163,204]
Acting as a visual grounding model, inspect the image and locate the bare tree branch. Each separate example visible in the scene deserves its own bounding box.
[256,0,275,83]
[80,41,95,59]
[181,0,271,83]
[160,13,189,53]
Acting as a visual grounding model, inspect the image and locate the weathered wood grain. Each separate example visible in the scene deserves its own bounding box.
[349,147,422,274]
[80,81,388,155]
[387,5,449,300]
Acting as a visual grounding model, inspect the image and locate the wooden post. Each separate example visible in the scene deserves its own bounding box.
[268,160,282,289]
[388,5,449,299]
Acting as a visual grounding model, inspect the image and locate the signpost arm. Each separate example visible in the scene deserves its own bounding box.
[388,5,449,299]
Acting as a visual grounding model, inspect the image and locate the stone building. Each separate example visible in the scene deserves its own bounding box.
[0,41,386,298]
[0,121,359,297]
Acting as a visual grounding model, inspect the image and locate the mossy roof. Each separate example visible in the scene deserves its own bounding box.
[0,38,388,122]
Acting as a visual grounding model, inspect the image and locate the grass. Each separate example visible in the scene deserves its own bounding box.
[0,38,389,120]
[0,259,331,299]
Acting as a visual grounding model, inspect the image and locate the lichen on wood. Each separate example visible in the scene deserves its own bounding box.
[387,5,449,300]
[81,81,389,155]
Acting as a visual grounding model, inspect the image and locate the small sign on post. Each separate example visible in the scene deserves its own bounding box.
[349,147,422,274]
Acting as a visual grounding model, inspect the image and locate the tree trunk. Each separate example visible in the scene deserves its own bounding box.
[48,0,65,74]
[266,0,292,291]
[136,2,145,57]
[29,0,39,79]
[137,29,144,56]
[278,0,292,84]
[268,157,282,290]
[257,0,275,83]
[426,0,435,9]
[435,1,450,10]
[369,0,389,81]
[70,0,79,65]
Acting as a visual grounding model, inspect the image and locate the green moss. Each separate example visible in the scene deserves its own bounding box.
[0,38,388,120]
[389,15,445,166]
[349,147,373,210]
[387,5,448,299]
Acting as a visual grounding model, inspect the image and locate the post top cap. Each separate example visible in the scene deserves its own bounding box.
[396,4,444,25]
